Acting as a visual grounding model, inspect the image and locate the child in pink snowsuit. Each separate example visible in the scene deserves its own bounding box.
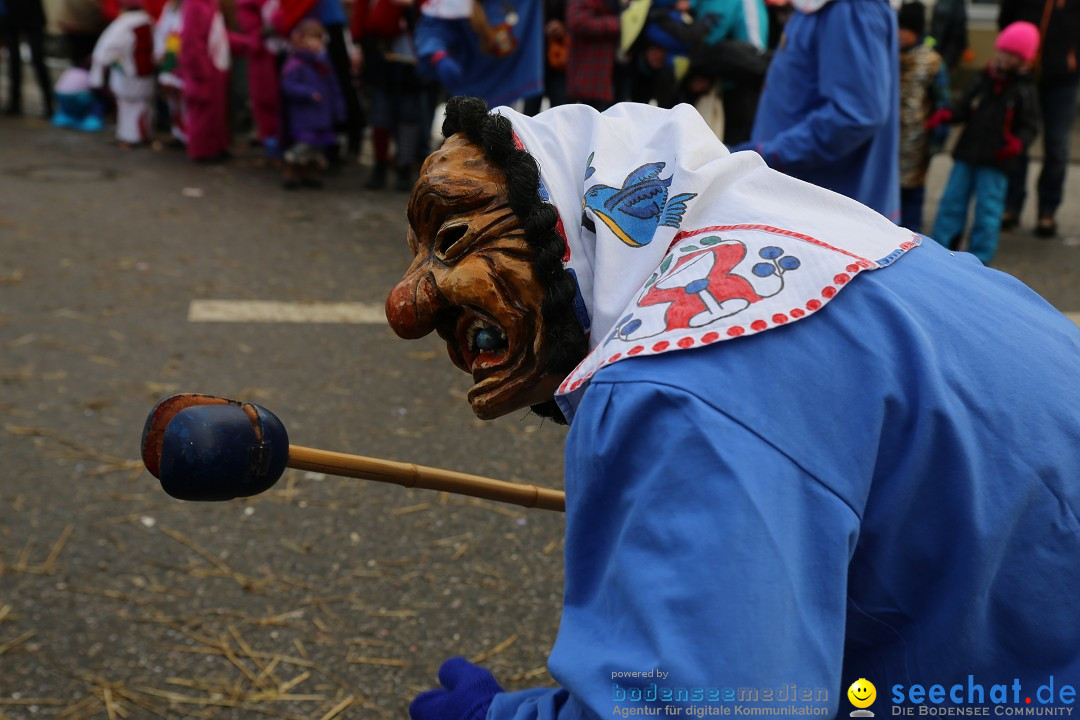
[232,0,282,153]
[180,0,230,161]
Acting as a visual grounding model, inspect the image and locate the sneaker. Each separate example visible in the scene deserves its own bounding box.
[263,136,281,159]
[52,111,76,129]
[79,115,104,133]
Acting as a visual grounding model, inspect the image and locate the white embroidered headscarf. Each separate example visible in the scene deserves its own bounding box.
[493,103,918,420]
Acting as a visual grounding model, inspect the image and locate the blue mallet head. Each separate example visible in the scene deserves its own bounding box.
[141,394,290,501]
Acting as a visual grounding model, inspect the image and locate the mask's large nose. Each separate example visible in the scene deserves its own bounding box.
[385,262,442,339]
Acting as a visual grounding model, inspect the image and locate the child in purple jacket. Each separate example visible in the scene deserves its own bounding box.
[280,18,345,189]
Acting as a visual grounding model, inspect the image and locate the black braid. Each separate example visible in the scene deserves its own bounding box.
[442,97,588,424]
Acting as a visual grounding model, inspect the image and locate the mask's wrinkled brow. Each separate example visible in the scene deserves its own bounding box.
[407,173,499,234]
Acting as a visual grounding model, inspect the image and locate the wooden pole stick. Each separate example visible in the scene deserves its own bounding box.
[286,446,566,512]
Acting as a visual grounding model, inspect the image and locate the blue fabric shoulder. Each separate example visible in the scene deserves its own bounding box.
[490,240,1080,717]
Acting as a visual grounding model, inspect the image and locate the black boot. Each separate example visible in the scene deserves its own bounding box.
[394,164,416,193]
[365,163,389,190]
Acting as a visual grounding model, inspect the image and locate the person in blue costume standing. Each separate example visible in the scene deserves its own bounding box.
[731,0,899,222]
[415,0,544,107]
[386,97,1080,720]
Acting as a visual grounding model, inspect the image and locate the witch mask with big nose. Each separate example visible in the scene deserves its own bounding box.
[385,134,565,420]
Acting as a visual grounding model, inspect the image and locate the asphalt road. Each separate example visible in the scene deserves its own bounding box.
[0,117,569,720]
[1,113,1079,720]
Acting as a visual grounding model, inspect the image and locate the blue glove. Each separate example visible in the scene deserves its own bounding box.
[410,657,504,720]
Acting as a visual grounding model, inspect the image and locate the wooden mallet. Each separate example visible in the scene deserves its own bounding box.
[141,393,566,512]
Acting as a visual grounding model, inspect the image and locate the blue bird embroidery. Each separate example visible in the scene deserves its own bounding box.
[582,156,697,248]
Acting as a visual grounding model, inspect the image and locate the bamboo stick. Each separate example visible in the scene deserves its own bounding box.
[286,445,565,512]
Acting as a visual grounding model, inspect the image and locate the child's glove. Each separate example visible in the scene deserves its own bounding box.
[996,131,1023,161]
[924,107,952,129]
[431,51,463,87]
[410,657,503,720]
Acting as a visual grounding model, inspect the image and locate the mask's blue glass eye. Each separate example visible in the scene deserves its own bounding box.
[475,328,502,350]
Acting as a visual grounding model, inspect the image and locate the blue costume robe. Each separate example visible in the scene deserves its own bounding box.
[746,0,900,222]
[414,0,543,107]
[489,239,1080,719]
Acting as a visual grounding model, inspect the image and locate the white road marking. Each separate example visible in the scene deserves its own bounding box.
[187,301,1080,329]
[188,300,387,324]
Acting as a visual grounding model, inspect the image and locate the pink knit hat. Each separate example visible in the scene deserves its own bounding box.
[996,21,1041,63]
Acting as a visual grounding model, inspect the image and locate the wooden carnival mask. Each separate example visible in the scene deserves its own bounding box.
[385,134,567,420]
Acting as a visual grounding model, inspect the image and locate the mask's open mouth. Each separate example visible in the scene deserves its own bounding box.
[435,305,554,419]
[448,309,509,378]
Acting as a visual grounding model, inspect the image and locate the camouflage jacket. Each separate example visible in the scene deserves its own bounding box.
[899,42,946,188]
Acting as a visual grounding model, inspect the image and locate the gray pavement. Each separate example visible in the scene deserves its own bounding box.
[1,117,569,719]
[927,151,1080,313]
[0,105,1079,720]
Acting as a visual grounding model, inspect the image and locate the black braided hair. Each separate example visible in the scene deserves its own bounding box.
[442,96,588,424]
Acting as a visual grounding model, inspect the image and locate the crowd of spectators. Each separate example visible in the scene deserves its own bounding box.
[1,0,1076,256]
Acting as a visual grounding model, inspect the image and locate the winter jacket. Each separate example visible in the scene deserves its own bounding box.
[351,0,408,40]
[690,0,767,49]
[899,41,946,188]
[565,0,619,103]
[999,0,1080,85]
[181,0,230,103]
[281,49,345,145]
[951,65,1041,173]
[930,0,966,69]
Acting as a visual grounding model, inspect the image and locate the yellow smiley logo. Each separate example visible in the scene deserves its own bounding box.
[848,679,876,709]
